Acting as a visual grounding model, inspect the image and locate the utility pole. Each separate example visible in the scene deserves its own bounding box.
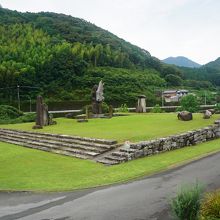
[204,91,207,106]
[17,85,20,111]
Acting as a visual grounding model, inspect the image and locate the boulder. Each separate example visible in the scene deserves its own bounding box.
[203,110,212,119]
[177,111,193,121]
[65,113,74,118]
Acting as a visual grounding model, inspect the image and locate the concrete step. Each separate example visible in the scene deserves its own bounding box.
[0,129,115,150]
[0,136,98,157]
[0,128,116,145]
[0,131,105,154]
[0,137,89,159]
[96,158,120,165]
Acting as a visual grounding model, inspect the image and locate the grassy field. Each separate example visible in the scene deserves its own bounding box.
[0,139,220,191]
[0,113,219,142]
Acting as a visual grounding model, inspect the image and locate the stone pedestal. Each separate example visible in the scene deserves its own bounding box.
[136,95,146,113]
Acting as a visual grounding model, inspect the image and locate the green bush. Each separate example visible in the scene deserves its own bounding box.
[102,102,110,113]
[180,95,199,113]
[118,104,129,113]
[214,103,220,111]
[151,104,163,113]
[0,113,36,124]
[171,182,203,220]
[176,106,184,112]
[0,105,23,120]
[200,190,220,220]
[82,102,109,114]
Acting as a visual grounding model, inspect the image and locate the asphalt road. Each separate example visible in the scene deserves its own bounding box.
[1,152,220,220]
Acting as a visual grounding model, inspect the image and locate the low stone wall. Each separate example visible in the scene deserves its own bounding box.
[127,121,220,161]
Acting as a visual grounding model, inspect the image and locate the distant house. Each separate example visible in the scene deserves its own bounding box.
[163,90,188,103]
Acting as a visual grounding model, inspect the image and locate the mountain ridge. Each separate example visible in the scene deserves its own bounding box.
[163,56,201,68]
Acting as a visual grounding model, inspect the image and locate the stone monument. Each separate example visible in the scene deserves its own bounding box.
[32,95,51,129]
[136,95,146,113]
[91,80,104,115]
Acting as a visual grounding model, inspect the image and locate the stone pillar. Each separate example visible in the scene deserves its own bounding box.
[109,105,113,118]
[33,95,43,129]
[136,95,146,113]
[33,96,50,129]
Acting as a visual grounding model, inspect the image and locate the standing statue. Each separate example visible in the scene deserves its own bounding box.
[91,80,104,115]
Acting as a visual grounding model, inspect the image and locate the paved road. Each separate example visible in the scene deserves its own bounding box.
[1,152,220,220]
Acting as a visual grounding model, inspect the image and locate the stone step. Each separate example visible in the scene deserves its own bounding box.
[0,138,89,159]
[96,158,120,165]
[0,136,98,157]
[119,148,136,153]
[112,151,129,158]
[0,129,115,150]
[0,131,105,154]
[104,155,128,162]
[0,128,116,145]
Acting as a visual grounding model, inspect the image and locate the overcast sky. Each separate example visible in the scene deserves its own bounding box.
[1,0,220,64]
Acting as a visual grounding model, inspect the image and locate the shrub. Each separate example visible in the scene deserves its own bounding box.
[101,102,110,113]
[214,103,220,111]
[0,113,36,124]
[151,104,163,113]
[200,190,220,220]
[0,105,23,120]
[180,94,199,113]
[118,104,129,113]
[171,182,203,220]
[176,106,184,112]
[82,102,109,114]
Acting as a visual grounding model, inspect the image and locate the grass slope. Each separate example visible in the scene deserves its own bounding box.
[0,139,220,191]
[0,113,218,142]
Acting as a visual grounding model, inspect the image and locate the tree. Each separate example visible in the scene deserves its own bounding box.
[180,94,199,113]
[165,74,182,86]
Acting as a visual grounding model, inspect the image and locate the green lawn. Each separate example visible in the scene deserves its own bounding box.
[1,139,220,191]
[0,113,219,142]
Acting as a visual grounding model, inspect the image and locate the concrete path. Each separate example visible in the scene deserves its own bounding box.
[1,152,220,220]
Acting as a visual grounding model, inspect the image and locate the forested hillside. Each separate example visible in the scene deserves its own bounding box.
[181,58,220,89]
[0,7,218,107]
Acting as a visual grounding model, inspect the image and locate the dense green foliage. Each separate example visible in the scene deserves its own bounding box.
[0,105,22,120]
[0,8,184,105]
[0,7,218,107]
[180,95,199,113]
[181,58,220,87]
[0,105,35,124]
[150,104,164,113]
[171,183,202,220]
